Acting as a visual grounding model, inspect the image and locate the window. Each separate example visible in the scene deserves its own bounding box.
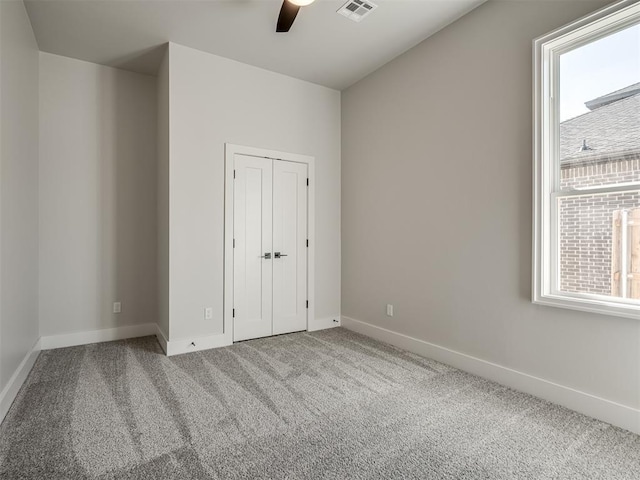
[534,0,640,318]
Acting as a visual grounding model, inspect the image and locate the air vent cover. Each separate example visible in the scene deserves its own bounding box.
[337,0,378,22]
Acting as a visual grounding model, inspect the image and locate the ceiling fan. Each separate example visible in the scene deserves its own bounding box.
[276,0,315,33]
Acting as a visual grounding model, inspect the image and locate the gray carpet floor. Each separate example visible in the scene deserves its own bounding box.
[1,328,639,479]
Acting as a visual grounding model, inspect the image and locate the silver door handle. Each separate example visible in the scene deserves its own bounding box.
[274,252,288,258]
[261,253,271,259]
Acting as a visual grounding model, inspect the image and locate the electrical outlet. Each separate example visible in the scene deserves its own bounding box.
[204,307,213,320]
[386,304,394,317]
[113,302,122,314]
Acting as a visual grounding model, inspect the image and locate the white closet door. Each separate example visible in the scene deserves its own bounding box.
[272,160,308,335]
[233,155,273,342]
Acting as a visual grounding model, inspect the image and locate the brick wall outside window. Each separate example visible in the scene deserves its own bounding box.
[559,156,640,296]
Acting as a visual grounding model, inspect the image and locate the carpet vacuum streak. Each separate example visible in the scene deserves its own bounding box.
[1,328,639,479]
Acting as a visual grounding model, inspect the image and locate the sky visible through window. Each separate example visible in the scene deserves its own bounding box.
[560,23,640,121]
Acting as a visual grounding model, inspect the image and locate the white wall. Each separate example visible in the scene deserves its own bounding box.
[167,43,341,341]
[342,0,640,416]
[39,53,158,336]
[157,47,170,338]
[0,0,39,394]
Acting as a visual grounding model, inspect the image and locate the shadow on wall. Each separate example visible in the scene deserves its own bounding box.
[109,44,168,76]
[96,67,158,331]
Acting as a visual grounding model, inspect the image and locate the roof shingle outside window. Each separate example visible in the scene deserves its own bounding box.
[560,82,640,165]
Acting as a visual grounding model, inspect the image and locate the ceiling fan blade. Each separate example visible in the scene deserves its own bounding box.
[276,0,300,33]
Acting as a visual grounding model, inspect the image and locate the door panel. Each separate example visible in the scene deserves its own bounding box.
[233,154,272,341]
[272,160,308,335]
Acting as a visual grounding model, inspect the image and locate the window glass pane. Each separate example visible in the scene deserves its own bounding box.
[559,191,640,298]
[559,23,640,190]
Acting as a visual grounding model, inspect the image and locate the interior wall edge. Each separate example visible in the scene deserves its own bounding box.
[0,0,40,396]
[0,337,41,425]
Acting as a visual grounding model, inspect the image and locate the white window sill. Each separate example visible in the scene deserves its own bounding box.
[533,293,640,321]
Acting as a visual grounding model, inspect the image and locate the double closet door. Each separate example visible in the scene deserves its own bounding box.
[233,154,308,342]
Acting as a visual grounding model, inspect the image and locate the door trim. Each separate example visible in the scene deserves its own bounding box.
[224,143,315,344]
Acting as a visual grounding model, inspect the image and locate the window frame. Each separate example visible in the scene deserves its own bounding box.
[533,0,640,319]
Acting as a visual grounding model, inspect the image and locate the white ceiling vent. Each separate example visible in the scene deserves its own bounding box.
[337,0,378,23]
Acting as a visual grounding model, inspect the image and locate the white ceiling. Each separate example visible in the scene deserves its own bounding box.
[24,0,485,90]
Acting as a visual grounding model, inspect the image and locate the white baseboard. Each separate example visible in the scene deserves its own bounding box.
[40,323,158,350]
[308,315,341,332]
[155,325,169,355]
[160,316,341,356]
[341,315,640,435]
[164,332,232,356]
[0,338,41,424]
